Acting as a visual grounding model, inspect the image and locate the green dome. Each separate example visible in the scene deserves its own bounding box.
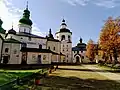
[19,7,32,26]
[0,19,6,34]
[19,17,32,26]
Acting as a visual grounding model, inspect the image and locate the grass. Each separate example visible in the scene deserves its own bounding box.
[35,65,120,90]
[0,69,44,86]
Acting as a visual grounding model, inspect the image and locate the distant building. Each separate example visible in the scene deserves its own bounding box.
[72,38,87,63]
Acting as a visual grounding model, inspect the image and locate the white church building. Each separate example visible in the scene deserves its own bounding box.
[0,4,87,64]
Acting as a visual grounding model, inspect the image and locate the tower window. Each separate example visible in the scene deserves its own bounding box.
[63,45,64,47]
[61,35,65,41]
[21,43,27,48]
[53,47,55,50]
[63,49,64,51]
[5,48,9,53]
[67,45,68,47]
[28,37,31,41]
[48,46,50,50]
[77,51,79,54]
[39,44,42,49]
[24,28,26,32]
[67,49,68,51]
[68,35,71,41]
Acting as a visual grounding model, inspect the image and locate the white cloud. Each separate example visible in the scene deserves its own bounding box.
[61,0,120,8]
[0,0,46,36]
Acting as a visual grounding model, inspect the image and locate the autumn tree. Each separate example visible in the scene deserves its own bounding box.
[99,16,120,64]
[86,39,95,61]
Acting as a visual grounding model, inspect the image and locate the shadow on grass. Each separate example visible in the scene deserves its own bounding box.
[57,67,120,73]
[37,75,120,90]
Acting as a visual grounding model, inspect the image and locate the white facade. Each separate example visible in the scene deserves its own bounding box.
[19,23,32,33]
[55,19,72,63]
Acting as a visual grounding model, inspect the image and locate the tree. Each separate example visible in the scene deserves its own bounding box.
[86,39,95,61]
[99,16,120,64]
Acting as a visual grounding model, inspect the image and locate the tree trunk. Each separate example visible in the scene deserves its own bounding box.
[113,48,118,65]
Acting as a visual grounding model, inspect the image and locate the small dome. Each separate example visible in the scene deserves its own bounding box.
[19,17,32,26]
[8,28,16,34]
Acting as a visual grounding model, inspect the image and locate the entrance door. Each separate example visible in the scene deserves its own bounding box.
[38,55,41,64]
[3,56,9,64]
[76,56,80,63]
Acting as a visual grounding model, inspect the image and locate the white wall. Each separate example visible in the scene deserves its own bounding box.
[27,52,52,64]
[2,43,21,64]
[18,24,32,33]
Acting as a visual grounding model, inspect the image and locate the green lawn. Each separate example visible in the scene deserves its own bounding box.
[0,69,43,86]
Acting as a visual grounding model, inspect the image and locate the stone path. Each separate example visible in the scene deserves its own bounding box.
[83,65,120,83]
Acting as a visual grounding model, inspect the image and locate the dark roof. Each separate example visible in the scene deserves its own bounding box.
[16,32,46,39]
[77,43,86,48]
[47,38,60,42]
[21,47,59,54]
[56,28,72,34]
[4,38,22,44]
[60,52,65,56]
[8,28,16,35]
[72,46,86,51]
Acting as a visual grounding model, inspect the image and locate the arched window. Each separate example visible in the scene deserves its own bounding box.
[61,35,65,41]
[48,46,50,50]
[53,47,55,50]
[39,44,42,49]
[68,35,71,41]
[5,48,9,53]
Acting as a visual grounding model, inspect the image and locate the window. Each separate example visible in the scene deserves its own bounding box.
[21,43,27,48]
[28,37,31,41]
[14,49,17,54]
[21,37,23,39]
[5,48,9,53]
[68,35,71,41]
[39,44,42,49]
[57,36,59,38]
[74,51,75,53]
[77,51,79,54]
[67,45,68,47]
[43,55,46,60]
[24,28,26,32]
[81,51,83,53]
[63,45,64,47]
[48,46,50,49]
[61,35,65,41]
[67,55,68,57]
[67,49,68,51]
[53,47,55,50]
[63,49,64,51]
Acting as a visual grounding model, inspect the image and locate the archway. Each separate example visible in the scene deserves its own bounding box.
[76,56,80,64]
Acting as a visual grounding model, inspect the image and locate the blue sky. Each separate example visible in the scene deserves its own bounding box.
[0,0,120,46]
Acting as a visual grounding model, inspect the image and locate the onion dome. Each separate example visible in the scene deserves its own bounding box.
[48,28,54,39]
[8,25,16,35]
[0,18,6,34]
[61,19,67,26]
[19,2,32,26]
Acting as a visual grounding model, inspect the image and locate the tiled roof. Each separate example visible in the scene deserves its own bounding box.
[4,38,22,44]
[16,32,46,39]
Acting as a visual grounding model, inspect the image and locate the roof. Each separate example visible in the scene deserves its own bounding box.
[16,32,46,39]
[72,46,86,51]
[47,38,60,42]
[8,28,16,35]
[4,38,22,44]
[55,28,72,34]
[21,47,59,54]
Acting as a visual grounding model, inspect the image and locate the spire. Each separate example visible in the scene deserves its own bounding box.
[80,37,82,43]
[26,1,28,10]
[49,28,52,34]
[19,1,32,26]
[48,28,54,39]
